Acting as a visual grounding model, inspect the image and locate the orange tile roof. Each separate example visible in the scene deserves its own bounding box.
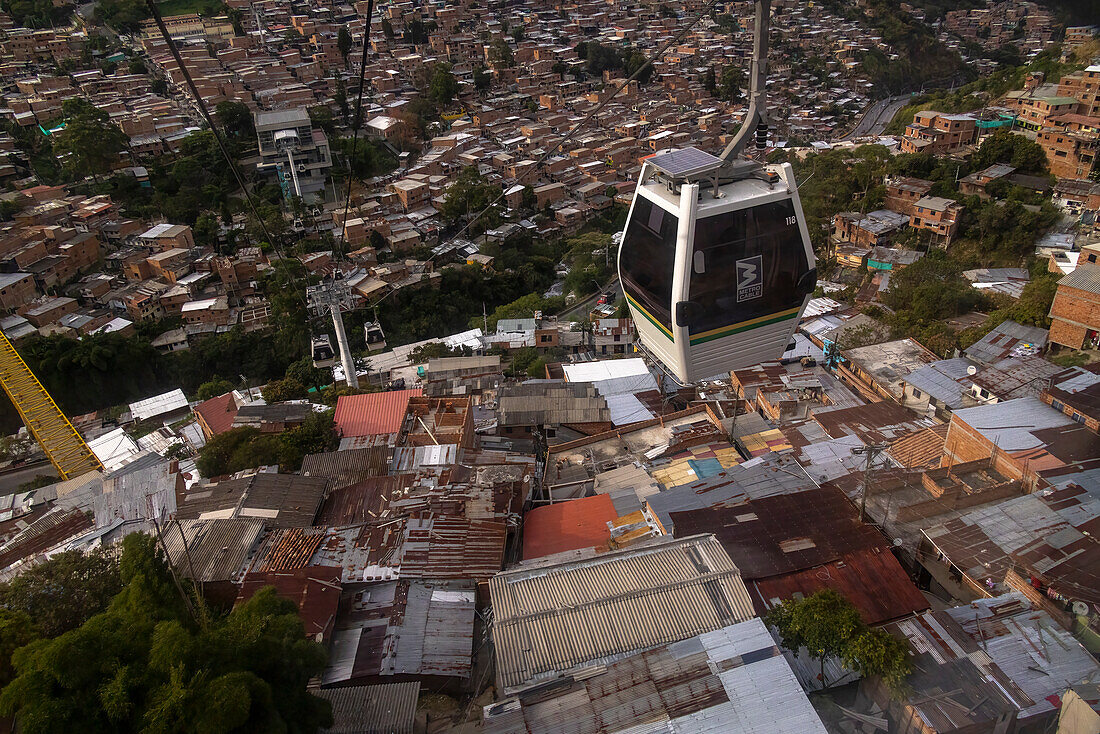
[333,388,422,438]
[522,494,618,560]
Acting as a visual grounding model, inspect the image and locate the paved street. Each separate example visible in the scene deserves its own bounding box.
[839,94,912,141]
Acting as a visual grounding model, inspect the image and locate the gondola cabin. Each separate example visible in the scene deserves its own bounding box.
[312,334,336,369]
[618,147,816,383]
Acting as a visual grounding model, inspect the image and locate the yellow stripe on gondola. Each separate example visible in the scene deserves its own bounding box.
[689,307,801,345]
[624,292,673,341]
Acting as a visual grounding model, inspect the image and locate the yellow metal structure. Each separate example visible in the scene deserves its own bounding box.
[0,333,102,480]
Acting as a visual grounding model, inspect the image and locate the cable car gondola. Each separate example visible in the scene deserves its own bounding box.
[617,0,816,384]
[311,333,336,369]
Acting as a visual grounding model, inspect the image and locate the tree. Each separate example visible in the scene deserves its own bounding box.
[279,409,337,470]
[94,0,147,33]
[970,129,1048,175]
[767,589,910,690]
[473,65,491,92]
[0,548,122,638]
[52,98,129,183]
[551,61,567,79]
[215,100,254,138]
[440,166,501,228]
[718,64,744,103]
[127,58,146,75]
[428,63,460,107]
[337,25,352,66]
[488,39,515,68]
[521,185,537,210]
[261,377,307,403]
[622,51,653,84]
[0,533,332,733]
[701,66,717,96]
[196,377,234,401]
[196,426,282,476]
[0,610,38,691]
[380,17,394,40]
[308,105,336,136]
[193,211,220,249]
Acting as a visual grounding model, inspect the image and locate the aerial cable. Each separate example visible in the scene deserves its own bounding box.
[143,0,281,251]
[433,0,725,254]
[334,0,377,263]
[365,0,726,314]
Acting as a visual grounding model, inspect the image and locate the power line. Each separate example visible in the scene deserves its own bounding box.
[365,0,726,313]
[334,0,377,262]
[142,0,279,250]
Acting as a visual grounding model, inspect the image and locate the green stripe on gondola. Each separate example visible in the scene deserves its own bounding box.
[689,308,800,346]
[624,293,674,341]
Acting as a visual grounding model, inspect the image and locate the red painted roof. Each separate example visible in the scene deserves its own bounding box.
[194,392,239,436]
[333,389,422,438]
[522,494,617,560]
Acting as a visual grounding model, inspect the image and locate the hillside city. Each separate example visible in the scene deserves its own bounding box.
[0,0,1096,731]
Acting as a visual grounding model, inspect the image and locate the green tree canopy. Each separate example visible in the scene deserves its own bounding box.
[52,98,129,183]
[428,63,460,107]
[440,166,501,227]
[0,533,332,734]
[214,101,254,139]
[766,589,911,690]
[718,65,745,104]
[489,39,515,68]
[0,548,122,639]
[473,65,491,91]
[196,378,235,401]
[970,129,1049,175]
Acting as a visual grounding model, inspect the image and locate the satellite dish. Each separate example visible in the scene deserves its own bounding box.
[1072,600,1089,617]
[967,365,977,376]
[893,538,903,547]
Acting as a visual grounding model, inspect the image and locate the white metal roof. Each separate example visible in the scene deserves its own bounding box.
[129,389,189,422]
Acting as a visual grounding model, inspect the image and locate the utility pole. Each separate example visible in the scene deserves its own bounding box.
[852,442,888,523]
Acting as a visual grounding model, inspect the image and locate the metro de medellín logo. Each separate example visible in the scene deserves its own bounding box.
[736,255,763,302]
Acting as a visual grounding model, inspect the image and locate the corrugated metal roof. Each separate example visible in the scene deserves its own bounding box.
[964,320,1049,365]
[193,392,239,436]
[177,473,329,528]
[129,389,189,422]
[1059,263,1100,294]
[163,518,264,583]
[484,618,828,734]
[301,447,391,490]
[333,390,422,438]
[752,547,929,625]
[237,566,342,642]
[490,534,756,694]
[322,580,474,685]
[945,593,1099,720]
[950,397,1073,452]
[316,682,420,734]
[0,506,92,573]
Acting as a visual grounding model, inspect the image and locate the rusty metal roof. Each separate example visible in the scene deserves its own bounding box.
[236,565,342,642]
[752,547,929,625]
[0,506,91,573]
[311,514,506,583]
[813,400,935,444]
[521,494,617,560]
[669,485,888,581]
[250,527,326,573]
[490,534,756,694]
[322,580,475,685]
[888,424,949,469]
[333,389,422,438]
[177,473,329,528]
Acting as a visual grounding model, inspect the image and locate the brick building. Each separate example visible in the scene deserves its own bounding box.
[1056,64,1100,118]
[1048,264,1100,351]
[831,210,909,248]
[909,196,963,248]
[1037,113,1099,180]
[884,177,933,216]
[900,111,977,155]
[0,272,36,311]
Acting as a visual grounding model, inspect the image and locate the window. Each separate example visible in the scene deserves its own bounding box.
[1051,399,1065,411]
[911,388,922,399]
[540,334,552,343]
[620,196,677,331]
[688,199,808,333]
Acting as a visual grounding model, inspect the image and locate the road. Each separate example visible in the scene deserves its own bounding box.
[557,276,621,322]
[838,95,911,141]
[0,463,57,495]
